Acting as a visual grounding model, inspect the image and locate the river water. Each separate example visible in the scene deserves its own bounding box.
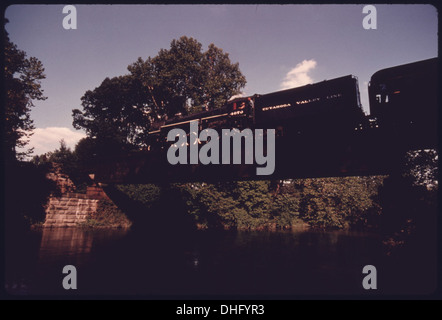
[4,225,437,297]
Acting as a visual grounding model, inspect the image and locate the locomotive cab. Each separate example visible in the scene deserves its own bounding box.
[226,96,255,127]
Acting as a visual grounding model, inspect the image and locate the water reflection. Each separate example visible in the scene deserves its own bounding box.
[4,226,437,296]
[39,228,93,262]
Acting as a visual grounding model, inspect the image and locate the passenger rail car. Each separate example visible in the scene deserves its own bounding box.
[368,57,438,148]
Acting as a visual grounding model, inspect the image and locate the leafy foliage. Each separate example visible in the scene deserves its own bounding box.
[72,36,246,154]
[176,181,271,230]
[294,176,384,229]
[72,75,151,152]
[32,139,93,192]
[127,36,246,117]
[115,184,162,209]
[4,20,47,160]
[73,137,98,168]
[81,199,132,229]
[271,183,302,228]
[403,149,438,189]
[174,177,383,230]
[376,149,438,240]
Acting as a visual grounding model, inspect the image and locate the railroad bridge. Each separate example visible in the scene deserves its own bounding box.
[90,58,438,184]
[90,124,436,184]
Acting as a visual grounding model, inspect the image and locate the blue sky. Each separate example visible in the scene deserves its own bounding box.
[5,4,438,155]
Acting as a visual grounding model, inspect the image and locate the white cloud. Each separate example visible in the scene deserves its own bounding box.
[280,59,317,90]
[26,127,86,156]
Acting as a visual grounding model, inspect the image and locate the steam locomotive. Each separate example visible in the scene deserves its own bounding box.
[147,57,438,151]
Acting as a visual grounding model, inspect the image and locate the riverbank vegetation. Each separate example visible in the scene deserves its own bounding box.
[7,137,437,240]
[78,199,132,229]
[172,177,385,231]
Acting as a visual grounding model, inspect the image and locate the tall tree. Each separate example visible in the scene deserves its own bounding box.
[3,20,47,161]
[72,36,246,154]
[73,36,246,152]
[127,36,246,117]
[72,75,152,153]
[202,43,247,110]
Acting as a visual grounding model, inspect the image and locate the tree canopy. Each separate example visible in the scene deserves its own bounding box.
[4,19,47,161]
[73,75,151,151]
[72,36,246,152]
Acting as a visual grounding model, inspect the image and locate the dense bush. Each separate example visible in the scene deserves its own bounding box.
[114,184,161,209]
[81,199,132,229]
[177,181,273,230]
[171,177,384,230]
[294,176,384,229]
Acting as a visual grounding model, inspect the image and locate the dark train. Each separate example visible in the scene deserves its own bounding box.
[147,57,438,151]
[368,57,438,148]
[253,75,364,139]
[147,95,256,150]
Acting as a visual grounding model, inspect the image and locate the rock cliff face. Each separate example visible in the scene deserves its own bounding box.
[43,193,100,228]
